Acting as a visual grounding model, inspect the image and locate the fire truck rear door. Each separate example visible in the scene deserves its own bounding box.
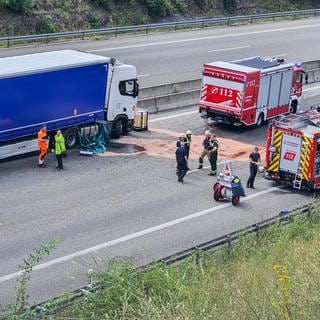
[279,134,302,173]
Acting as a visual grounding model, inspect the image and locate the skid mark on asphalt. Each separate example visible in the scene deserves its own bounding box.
[0,186,280,284]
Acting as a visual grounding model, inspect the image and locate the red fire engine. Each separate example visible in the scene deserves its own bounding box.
[265,107,320,190]
[199,56,303,127]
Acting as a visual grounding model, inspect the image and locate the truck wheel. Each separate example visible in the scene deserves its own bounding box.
[111,120,123,139]
[64,128,78,149]
[232,195,240,206]
[290,100,297,114]
[256,113,264,128]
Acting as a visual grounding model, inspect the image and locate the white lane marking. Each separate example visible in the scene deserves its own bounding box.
[138,73,150,78]
[87,24,320,52]
[0,186,280,284]
[149,110,198,123]
[208,45,251,52]
[274,53,288,57]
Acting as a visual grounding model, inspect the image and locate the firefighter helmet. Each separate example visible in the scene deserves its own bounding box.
[205,130,211,136]
[186,130,192,135]
[179,132,186,138]
[258,165,265,173]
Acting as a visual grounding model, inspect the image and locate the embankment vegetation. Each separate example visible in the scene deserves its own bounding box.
[0,0,319,36]
[52,206,320,319]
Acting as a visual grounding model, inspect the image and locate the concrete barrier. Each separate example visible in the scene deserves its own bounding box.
[302,60,320,84]
[138,60,320,114]
[138,89,200,113]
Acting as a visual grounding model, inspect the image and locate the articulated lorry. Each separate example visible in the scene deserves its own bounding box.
[199,56,303,127]
[0,50,139,159]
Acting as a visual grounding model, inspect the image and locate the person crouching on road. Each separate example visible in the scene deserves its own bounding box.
[176,142,188,183]
[198,130,211,169]
[208,134,219,176]
[53,130,66,170]
[37,124,48,167]
[247,146,261,189]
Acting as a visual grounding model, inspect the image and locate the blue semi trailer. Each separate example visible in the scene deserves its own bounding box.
[0,50,139,159]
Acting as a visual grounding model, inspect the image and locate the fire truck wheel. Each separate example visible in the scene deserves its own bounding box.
[214,188,221,201]
[290,100,297,114]
[232,195,240,206]
[256,113,264,128]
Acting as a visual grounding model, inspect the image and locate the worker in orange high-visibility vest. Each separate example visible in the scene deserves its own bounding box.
[37,124,48,167]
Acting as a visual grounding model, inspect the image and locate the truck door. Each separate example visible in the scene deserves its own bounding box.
[106,67,138,122]
[279,134,302,173]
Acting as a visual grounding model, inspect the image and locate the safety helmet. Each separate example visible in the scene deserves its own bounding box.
[205,130,211,136]
[258,165,265,173]
[179,132,186,138]
[186,130,192,135]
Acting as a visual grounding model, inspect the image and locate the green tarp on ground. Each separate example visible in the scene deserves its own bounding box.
[77,121,110,154]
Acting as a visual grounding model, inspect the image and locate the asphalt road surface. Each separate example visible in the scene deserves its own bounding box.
[0,17,320,87]
[1,19,320,306]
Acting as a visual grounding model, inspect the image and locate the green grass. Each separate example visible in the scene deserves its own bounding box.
[52,207,320,320]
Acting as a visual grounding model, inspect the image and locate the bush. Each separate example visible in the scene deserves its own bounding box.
[88,14,101,28]
[174,0,188,13]
[145,0,174,18]
[223,0,236,13]
[36,19,56,34]
[3,0,34,13]
[91,0,112,10]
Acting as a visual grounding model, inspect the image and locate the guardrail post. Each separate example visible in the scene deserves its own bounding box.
[279,208,290,225]
[46,35,49,44]
[87,269,94,287]
[146,27,148,35]
[307,205,311,218]
[81,32,85,40]
[256,223,261,246]
[227,234,231,255]
[175,24,177,31]
[7,39,9,48]
[195,252,201,265]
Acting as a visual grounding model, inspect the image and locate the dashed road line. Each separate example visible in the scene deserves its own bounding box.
[0,186,279,284]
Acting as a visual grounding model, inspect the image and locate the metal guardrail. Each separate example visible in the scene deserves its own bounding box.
[27,201,317,318]
[1,9,320,47]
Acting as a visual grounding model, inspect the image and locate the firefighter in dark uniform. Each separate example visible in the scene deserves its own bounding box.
[176,133,187,175]
[175,142,188,183]
[247,146,261,189]
[208,134,219,176]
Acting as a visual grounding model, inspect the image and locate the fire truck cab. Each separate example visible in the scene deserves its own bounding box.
[265,108,320,190]
[199,56,303,127]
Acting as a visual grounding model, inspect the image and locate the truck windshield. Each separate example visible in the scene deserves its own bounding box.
[119,79,139,97]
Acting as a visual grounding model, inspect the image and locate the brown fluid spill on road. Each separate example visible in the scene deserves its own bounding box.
[100,128,265,161]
